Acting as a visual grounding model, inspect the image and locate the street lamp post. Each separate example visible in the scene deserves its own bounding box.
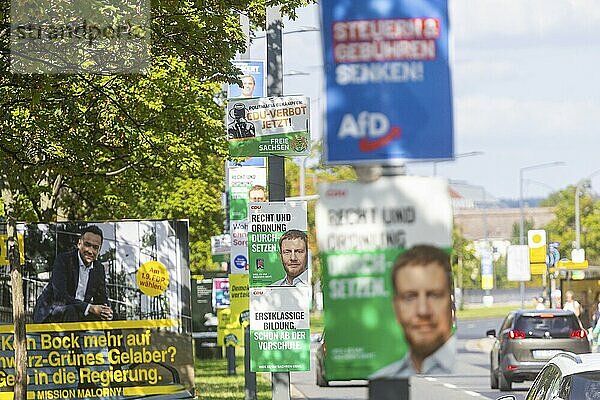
[284,69,312,199]
[519,161,565,308]
[433,151,484,176]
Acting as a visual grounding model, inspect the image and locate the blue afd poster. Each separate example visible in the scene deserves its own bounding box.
[320,0,453,164]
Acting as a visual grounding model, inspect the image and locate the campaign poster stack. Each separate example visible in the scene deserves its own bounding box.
[315,176,452,381]
[247,201,311,372]
[0,220,194,399]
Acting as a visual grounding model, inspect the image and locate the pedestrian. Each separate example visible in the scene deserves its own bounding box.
[563,290,582,317]
[593,315,600,353]
[535,297,545,310]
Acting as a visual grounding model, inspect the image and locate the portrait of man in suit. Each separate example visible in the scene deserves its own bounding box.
[33,225,113,323]
[270,229,309,287]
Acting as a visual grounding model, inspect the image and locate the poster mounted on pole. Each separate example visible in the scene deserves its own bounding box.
[249,286,311,372]
[227,96,310,158]
[229,60,266,99]
[227,163,267,274]
[319,0,453,164]
[316,176,452,381]
[247,201,308,287]
[0,220,195,399]
[246,201,311,372]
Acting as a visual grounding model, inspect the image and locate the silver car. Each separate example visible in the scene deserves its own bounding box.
[496,352,600,400]
[487,309,590,391]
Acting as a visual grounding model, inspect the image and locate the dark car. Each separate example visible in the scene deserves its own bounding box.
[487,309,591,391]
[315,333,329,387]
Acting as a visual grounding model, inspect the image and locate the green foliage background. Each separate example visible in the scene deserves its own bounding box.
[0,0,316,272]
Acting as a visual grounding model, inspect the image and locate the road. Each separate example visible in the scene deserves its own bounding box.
[288,317,532,400]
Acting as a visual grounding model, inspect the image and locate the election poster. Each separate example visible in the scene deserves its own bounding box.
[225,273,250,346]
[249,286,311,372]
[228,162,267,274]
[228,164,267,222]
[247,201,308,287]
[320,0,453,164]
[210,234,231,263]
[247,202,311,372]
[0,220,194,399]
[227,96,310,158]
[191,271,227,339]
[315,176,452,381]
[228,60,266,99]
[213,277,230,309]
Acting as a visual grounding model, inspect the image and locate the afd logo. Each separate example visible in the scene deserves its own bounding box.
[337,112,402,152]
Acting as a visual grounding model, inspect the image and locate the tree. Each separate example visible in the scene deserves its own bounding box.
[1,1,316,396]
[510,218,535,245]
[542,185,600,264]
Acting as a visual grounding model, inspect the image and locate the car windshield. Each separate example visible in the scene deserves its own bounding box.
[514,315,578,338]
[569,371,600,400]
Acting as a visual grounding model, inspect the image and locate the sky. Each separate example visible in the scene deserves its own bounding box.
[248,1,600,200]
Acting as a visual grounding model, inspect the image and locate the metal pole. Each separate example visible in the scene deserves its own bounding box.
[482,188,491,298]
[244,327,256,400]
[518,161,565,309]
[226,345,236,375]
[266,5,290,400]
[299,157,306,197]
[519,168,525,308]
[575,182,582,249]
[238,12,258,400]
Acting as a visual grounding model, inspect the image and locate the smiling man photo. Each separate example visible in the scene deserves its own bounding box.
[33,225,113,323]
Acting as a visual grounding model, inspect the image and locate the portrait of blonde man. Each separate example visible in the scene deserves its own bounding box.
[370,244,455,378]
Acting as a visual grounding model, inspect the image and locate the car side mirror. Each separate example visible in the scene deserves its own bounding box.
[486,329,496,337]
[495,396,516,400]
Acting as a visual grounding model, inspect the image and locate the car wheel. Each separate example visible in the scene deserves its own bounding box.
[499,372,512,391]
[490,367,498,389]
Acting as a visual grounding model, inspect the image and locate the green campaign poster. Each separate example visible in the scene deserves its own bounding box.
[247,201,308,287]
[249,286,311,372]
[315,176,453,381]
[247,201,310,372]
[227,96,310,158]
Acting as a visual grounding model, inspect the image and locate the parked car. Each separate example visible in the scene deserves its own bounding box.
[487,309,591,391]
[496,352,600,400]
[315,333,328,387]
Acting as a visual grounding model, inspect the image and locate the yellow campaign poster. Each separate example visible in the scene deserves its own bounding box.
[528,229,547,264]
[0,221,195,400]
[217,308,233,347]
[228,274,249,346]
[0,234,25,266]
